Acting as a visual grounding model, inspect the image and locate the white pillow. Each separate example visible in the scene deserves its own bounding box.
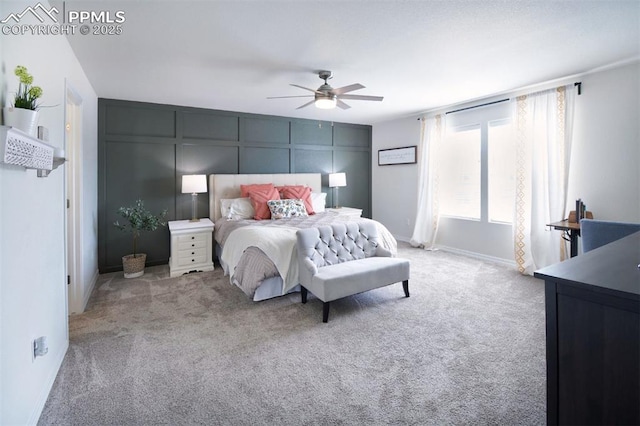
[220,197,254,220]
[311,192,327,213]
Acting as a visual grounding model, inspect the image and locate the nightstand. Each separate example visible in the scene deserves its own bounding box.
[168,219,214,278]
[326,207,363,219]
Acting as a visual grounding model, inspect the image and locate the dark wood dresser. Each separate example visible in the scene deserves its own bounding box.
[534,231,640,425]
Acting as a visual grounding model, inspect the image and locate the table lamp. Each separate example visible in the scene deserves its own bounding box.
[182,174,207,221]
[329,172,347,208]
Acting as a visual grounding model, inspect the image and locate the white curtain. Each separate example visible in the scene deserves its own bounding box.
[513,86,576,274]
[410,114,445,249]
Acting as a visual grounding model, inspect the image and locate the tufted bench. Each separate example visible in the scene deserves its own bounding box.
[296,221,410,322]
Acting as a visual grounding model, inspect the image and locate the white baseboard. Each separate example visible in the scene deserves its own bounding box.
[393,233,517,268]
[28,338,69,425]
[82,269,99,312]
[435,245,517,268]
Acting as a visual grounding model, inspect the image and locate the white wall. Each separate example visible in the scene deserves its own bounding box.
[568,61,640,222]
[371,117,421,241]
[372,60,640,258]
[0,1,98,423]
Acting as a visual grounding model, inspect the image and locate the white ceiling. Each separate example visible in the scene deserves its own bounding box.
[55,0,640,125]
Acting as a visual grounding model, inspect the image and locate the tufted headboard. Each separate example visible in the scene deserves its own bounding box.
[208,173,322,221]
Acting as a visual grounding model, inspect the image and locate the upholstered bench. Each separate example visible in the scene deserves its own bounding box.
[296,221,410,322]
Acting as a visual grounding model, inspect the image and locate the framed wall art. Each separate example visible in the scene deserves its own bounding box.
[378,145,417,166]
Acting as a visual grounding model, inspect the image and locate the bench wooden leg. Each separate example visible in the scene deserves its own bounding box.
[301,286,308,304]
[403,280,410,297]
[322,301,330,323]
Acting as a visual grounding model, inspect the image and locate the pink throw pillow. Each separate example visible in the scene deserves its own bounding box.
[278,185,315,215]
[248,187,280,220]
[241,183,274,198]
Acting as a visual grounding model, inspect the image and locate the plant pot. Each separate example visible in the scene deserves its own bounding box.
[3,107,39,136]
[122,253,147,278]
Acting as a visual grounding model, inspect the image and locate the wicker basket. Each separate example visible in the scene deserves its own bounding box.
[122,253,146,278]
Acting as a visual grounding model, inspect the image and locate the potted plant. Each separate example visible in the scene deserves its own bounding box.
[3,65,43,136]
[114,199,168,278]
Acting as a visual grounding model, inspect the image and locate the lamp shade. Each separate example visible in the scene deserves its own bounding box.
[182,174,207,194]
[329,172,346,188]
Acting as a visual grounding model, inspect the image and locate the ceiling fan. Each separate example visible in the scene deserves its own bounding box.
[268,70,384,110]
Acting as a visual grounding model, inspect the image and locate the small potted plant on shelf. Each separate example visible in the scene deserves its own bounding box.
[114,199,168,278]
[3,65,43,136]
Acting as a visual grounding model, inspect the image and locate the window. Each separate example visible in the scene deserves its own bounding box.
[440,102,514,223]
[439,126,481,220]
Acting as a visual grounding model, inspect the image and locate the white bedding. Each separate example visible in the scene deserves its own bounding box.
[208,173,398,301]
[220,225,299,293]
[216,212,398,300]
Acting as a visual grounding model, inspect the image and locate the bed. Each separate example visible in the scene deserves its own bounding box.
[208,173,398,301]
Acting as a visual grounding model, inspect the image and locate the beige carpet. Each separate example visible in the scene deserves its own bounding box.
[38,243,546,425]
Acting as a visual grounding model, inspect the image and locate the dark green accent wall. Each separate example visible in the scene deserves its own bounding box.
[98,98,372,273]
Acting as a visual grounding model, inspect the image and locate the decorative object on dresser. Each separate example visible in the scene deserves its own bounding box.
[3,65,43,136]
[168,218,214,278]
[114,200,168,278]
[328,172,346,208]
[182,174,207,222]
[296,222,410,322]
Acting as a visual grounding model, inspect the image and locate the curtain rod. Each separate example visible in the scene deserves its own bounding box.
[418,81,582,120]
[575,81,582,95]
[445,98,509,115]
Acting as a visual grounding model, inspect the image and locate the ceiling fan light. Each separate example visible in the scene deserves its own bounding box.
[315,97,337,109]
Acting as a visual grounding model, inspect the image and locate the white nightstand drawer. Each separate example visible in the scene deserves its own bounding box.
[178,239,207,251]
[176,254,207,267]
[177,233,207,243]
[177,246,206,259]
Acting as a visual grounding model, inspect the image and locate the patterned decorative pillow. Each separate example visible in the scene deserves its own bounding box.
[248,186,280,220]
[267,199,309,220]
[277,185,315,215]
[241,183,274,198]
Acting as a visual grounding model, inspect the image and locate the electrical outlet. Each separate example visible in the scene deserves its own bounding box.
[33,336,48,360]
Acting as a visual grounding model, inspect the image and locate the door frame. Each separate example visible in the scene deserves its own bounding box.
[65,81,84,314]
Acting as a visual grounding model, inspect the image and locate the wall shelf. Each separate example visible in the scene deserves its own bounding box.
[0,125,65,176]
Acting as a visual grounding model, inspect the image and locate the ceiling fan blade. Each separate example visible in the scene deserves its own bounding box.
[337,99,351,110]
[290,84,321,94]
[296,100,316,109]
[338,94,384,102]
[267,95,314,99]
[331,83,364,95]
